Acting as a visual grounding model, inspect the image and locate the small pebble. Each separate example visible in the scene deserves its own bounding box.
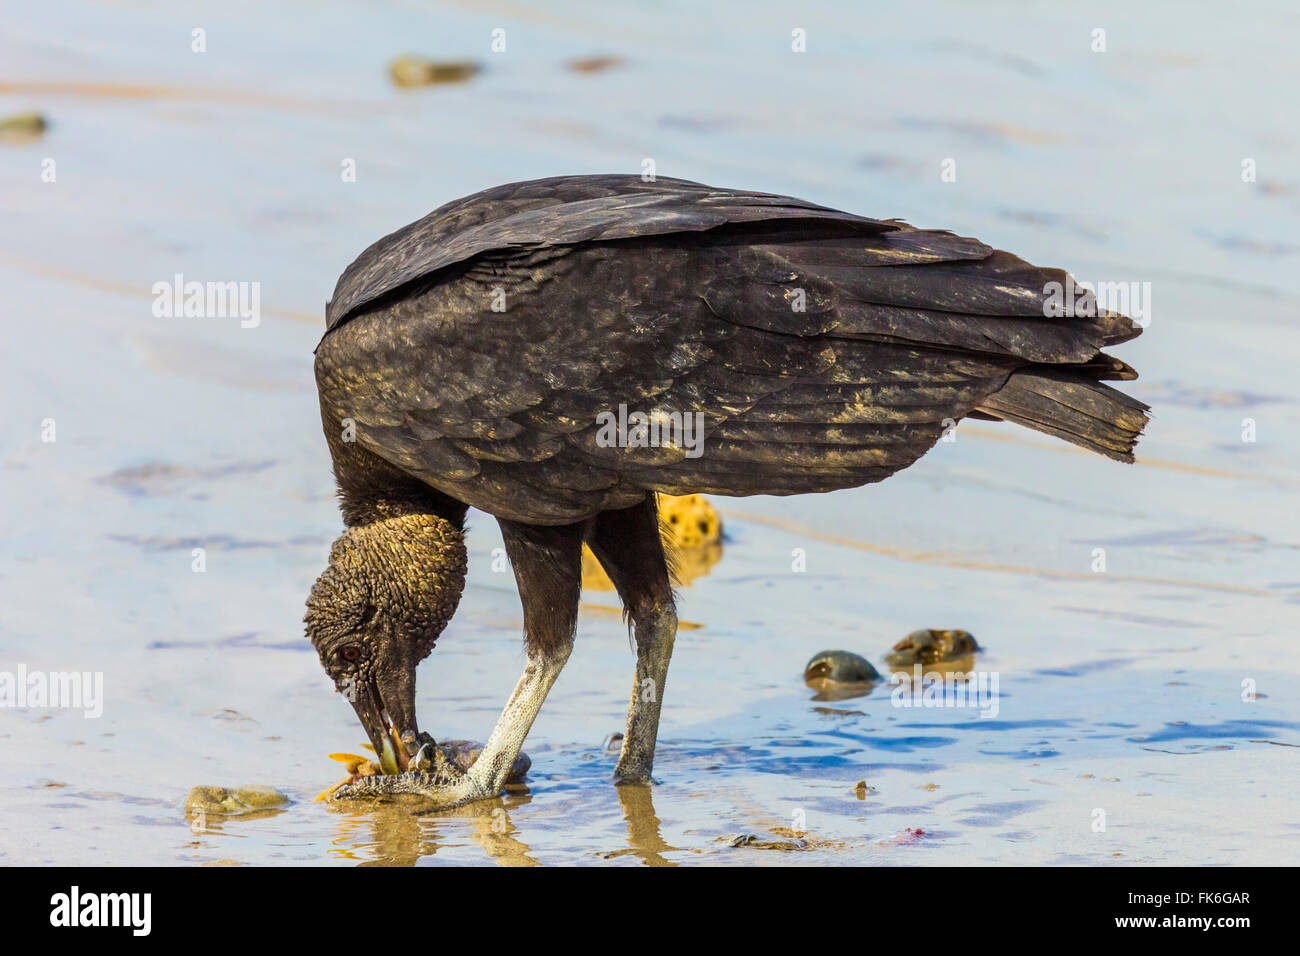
[567,56,625,74]
[0,112,47,144]
[389,56,480,88]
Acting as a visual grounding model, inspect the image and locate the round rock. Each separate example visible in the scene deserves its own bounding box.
[803,649,881,685]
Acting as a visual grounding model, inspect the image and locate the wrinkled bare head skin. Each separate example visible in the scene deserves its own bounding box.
[305,513,466,761]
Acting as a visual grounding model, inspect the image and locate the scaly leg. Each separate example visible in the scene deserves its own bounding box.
[588,496,678,784]
[466,518,583,796]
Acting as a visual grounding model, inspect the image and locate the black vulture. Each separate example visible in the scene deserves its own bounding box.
[305,174,1147,804]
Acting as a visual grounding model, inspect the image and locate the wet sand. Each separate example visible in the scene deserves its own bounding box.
[1,0,1298,865]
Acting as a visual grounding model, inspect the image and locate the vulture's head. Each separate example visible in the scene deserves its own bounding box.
[305,514,466,769]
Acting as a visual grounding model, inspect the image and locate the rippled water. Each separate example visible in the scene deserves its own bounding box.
[2,0,1298,865]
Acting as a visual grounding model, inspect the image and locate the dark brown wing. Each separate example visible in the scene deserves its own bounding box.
[324,174,900,333]
[316,175,1140,524]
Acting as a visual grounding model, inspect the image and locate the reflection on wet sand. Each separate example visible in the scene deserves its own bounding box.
[324,785,681,866]
[608,784,678,867]
[451,797,538,868]
[329,795,538,867]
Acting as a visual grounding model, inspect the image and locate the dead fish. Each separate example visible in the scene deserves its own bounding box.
[313,752,384,802]
[317,733,530,801]
[314,722,413,800]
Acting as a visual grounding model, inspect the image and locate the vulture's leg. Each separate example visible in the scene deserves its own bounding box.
[588,496,678,784]
[466,519,583,797]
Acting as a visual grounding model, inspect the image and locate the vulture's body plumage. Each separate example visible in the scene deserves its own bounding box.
[306,175,1148,805]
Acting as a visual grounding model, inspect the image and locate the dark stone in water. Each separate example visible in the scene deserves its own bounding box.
[803,649,881,684]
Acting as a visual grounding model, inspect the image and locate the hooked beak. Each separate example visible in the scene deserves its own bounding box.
[348,675,418,774]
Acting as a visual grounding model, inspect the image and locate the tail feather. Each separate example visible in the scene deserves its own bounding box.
[977,367,1149,462]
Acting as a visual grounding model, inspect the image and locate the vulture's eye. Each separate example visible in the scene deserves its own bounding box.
[338,643,364,664]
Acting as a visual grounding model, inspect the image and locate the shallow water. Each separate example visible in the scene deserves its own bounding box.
[1,0,1298,865]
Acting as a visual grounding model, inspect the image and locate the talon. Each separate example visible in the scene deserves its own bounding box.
[409,743,432,772]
